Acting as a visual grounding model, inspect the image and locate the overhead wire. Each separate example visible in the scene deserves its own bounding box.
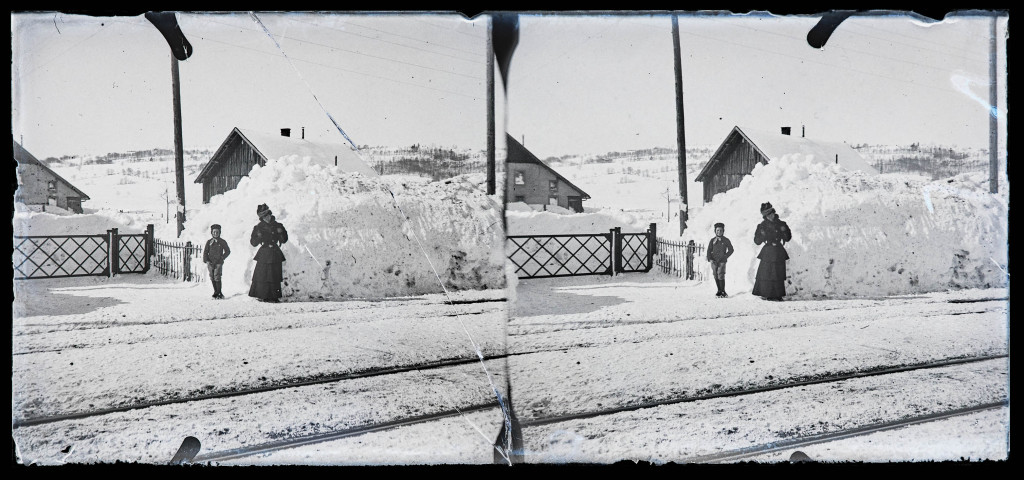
[196,15,482,81]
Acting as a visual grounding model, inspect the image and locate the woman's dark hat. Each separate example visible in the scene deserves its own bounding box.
[210,224,222,231]
[714,222,725,229]
[257,203,273,219]
[760,202,776,217]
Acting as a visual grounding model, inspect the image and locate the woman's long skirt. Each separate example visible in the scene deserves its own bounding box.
[752,259,786,300]
[249,261,283,300]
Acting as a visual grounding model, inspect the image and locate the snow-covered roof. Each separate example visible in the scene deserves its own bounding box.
[695,126,878,182]
[195,127,377,182]
[13,138,90,199]
[506,133,591,199]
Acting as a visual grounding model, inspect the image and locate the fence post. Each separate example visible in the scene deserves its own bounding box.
[107,228,119,277]
[144,224,154,273]
[610,227,618,272]
[608,229,616,276]
[184,241,192,282]
[646,223,657,272]
[686,240,696,280]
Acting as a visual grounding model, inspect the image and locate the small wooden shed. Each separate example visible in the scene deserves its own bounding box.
[694,126,878,203]
[194,127,378,203]
[13,139,90,213]
[505,134,590,213]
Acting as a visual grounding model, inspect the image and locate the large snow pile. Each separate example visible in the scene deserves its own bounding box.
[506,202,647,236]
[176,157,505,300]
[13,208,139,236]
[687,155,1008,298]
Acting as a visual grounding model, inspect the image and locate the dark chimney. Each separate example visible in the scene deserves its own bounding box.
[302,127,305,139]
[281,128,291,137]
[802,125,805,138]
[781,127,791,136]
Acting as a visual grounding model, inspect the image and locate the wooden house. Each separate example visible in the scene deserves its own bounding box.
[194,127,378,203]
[505,134,590,213]
[13,139,90,213]
[694,126,878,204]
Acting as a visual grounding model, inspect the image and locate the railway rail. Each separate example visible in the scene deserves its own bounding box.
[13,353,510,428]
[519,353,1007,428]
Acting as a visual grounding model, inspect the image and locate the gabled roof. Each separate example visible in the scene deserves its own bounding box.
[506,134,590,199]
[695,126,878,182]
[195,127,377,183]
[13,139,90,199]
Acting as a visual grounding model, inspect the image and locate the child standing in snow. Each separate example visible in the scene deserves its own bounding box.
[203,224,231,299]
[706,222,734,297]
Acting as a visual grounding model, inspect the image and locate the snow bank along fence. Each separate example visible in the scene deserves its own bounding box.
[152,238,205,283]
[655,237,708,281]
[13,225,153,280]
[507,223,656,279]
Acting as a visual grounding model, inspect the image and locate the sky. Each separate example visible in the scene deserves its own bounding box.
[12,12,494,159]
[11,11,1008,162]
[505,12,1009,158]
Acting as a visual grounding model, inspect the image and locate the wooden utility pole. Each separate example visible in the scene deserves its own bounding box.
[671,15,688,235]
[988,15,998,194]
[171,55,186,237]
[486,17,496,196]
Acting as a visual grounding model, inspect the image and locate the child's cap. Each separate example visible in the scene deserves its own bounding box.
[714,222,725,229]
[211,224,222,231]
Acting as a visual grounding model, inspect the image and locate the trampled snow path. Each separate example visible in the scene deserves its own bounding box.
[507,272,1008,462]
[13,361,507,465]
[521,360,1007,464]
[744,407,1010,463]
[12,273,509,465]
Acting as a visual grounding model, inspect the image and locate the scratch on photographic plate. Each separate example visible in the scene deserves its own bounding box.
[250,12,512,465]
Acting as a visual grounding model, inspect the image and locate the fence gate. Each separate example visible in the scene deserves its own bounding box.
[507,223,656,279]
[13,225,153,280]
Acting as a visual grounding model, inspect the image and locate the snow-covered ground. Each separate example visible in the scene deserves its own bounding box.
[12,274,508,465]
[13,150,511,465]
[510,153,1008,300]
[506,147,1009,463]
[13,141,1009,465]
[508,274,1008,463]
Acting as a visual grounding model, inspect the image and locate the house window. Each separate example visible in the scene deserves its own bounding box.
[548,196,558,206]
[514,195,525,203]
[47,180,57,195]
[514,171,525,185]
[549,179,558,193]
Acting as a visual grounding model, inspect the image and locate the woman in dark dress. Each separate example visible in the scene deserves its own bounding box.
[752,202,792,301]
[249,204,289,302]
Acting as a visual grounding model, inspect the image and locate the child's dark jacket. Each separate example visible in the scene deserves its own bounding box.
[204,238,231,264]
[706,235,734,263]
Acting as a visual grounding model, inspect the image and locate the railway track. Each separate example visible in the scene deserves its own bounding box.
[509,299,1005,335]
[519,353,1007,428]
[187,354,1008,464]
[686,400,1007,463]
[193,403,501,463]
[13,353,510,428]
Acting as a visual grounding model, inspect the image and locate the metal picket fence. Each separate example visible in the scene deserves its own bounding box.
[655,237,708,281]
[152,239,206,283]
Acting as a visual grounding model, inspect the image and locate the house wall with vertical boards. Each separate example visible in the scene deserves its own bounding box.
[202,136,265,203]
[703,136,767,203]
